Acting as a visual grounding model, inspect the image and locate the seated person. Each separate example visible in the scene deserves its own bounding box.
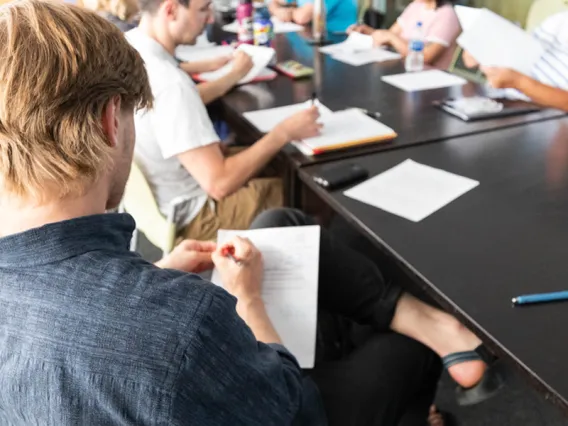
[269,0,357,33]
[83,0,232,74]
[463,10,568,112]
[350,0,461,69]
[0,2,501,425]
[127,0,321,241]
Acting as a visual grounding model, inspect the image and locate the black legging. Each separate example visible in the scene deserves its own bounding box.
[250,208,442,426]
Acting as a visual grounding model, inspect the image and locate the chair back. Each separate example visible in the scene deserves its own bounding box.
[526,0,568,32]
[123,162,176,255]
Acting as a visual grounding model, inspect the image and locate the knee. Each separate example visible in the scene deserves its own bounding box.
[250,208,314,229]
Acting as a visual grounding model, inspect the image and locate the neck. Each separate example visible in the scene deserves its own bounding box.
[422,0,437,9]
[0,183,110,238]
[138,14,177,56]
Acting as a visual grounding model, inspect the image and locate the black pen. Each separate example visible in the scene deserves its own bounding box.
[311,91,317,106]
[353,107,382,120]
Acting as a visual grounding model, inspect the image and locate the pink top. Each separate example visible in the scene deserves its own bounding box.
[397,1,462,69]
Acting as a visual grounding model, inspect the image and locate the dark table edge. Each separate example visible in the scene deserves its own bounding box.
[221,97,567,169]
[297,167,568,415]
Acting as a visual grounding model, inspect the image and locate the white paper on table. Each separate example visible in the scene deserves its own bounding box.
[297,108,396,153]
[319,32,374,55]
[381,70,467,92]
[211,226,320,368]
[344,159,479,222]
[457,8,544,76]
[198,44,275,84]
[454,5,482,31]
[243,100,334,133]
[222,18,303,34]
[331,48,402,66]
[174,45,235,63]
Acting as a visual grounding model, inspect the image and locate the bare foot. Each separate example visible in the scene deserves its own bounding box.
[391,294,487,388]
[428,406,444,426]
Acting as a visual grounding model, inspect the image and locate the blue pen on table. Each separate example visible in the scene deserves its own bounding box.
[512,290,568,306]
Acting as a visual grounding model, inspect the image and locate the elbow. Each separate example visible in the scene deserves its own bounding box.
[202,180,231,201]
[293,12,311,25]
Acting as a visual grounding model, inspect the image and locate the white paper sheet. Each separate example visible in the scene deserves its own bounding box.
[457,8,544,76]
[455,5,482,31]
[299,108,396,153]
[344,159,479,222]
[319,32,374,55]
[174,45,235,63]
[331,49,402,66]
[223,18,304,34]
[211,226,320,368]
[243,100,334,133]
[381,70,467,92]
[198,44,275,84]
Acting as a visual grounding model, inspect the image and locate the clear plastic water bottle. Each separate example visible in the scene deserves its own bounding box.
[405,21,424,72]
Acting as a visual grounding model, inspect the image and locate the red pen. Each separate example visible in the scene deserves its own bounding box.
[221,245,242,266]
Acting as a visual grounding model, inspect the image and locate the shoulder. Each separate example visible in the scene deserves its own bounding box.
[434,4,459,22]
[535,11,568,48]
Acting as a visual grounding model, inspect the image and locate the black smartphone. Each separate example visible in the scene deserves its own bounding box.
[312,163,369,190]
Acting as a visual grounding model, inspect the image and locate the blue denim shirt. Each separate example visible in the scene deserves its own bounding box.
[0,213,326,425]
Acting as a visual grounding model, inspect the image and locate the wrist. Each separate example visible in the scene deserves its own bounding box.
[271,124,293,145]
[236,296,265,317]
[513,73,530,91]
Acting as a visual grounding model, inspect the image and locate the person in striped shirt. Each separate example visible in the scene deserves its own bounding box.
[465,11,568,111]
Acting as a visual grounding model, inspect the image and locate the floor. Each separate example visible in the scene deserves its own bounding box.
[137,231,568,425]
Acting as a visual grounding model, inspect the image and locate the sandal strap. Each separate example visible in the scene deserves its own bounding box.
[442,350,481,369]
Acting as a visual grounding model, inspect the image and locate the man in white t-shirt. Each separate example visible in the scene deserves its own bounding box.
[464,11,568,112]
[127,0,321,241]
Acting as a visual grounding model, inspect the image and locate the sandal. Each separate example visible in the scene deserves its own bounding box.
[442,344,504,406]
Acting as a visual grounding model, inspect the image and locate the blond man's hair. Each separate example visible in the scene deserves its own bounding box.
[0,0,152,202]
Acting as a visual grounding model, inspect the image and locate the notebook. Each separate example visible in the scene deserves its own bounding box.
[434,96,541,121]
[194,43,276,84]
[244,103,397,155]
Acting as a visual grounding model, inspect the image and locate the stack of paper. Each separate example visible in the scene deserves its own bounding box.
[244,101,397,155]
[223,17,304,34]
[457,8,544,76]
[196,44,276,84]
[320,33,401,66]
[243,100,334,133]
[382,70,467,92]
[211,226,320,368]
[344,159,479,222]
[175,45,235,63]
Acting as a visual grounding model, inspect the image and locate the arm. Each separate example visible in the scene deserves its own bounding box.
[177,133,288,201]
[269,0,295,21]
[179,56,231,75]
[195,51,253,105]
[481,66,568,111]
[177,106,321,200]
[292,3,313,25]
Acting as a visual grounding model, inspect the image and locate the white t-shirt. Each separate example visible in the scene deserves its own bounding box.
[126,28,220,227]
[531,11,568,90]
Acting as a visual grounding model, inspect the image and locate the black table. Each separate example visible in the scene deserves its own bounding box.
[298,117,568,414]
[219,31,566,168]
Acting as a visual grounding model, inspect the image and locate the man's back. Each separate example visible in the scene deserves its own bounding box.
[0,214,305,425]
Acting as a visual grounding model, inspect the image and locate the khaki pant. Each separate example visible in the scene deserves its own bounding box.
[179,177,283,241]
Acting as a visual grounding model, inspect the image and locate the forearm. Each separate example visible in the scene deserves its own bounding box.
[292,4,312,25]
[213,131,287,198]
[389,33,408,56]
[237,298,282,344]
[197,70,240,105]
[180,60,213,75]
[516,76,568,112]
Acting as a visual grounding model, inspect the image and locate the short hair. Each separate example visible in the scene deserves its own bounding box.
[138,0,189,15]
[0,0,153,201]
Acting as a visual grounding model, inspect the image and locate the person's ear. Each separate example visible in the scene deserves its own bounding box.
[101,96,122,148]
[162,0,177,20]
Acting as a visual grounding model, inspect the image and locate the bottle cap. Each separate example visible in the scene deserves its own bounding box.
[416,21,423,27]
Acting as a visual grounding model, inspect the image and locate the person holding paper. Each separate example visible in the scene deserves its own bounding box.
[349,0,461,69]
[268,0,357,33]
[128,0,322,241]
[463,11,568,112]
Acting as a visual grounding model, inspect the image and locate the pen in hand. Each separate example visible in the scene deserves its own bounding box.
[311,91,318,106]
[221,245,242,266]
